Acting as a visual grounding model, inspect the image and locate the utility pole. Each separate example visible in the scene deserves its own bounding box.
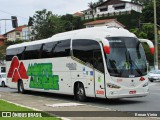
[154,0,158,70]
[0,19,13,33]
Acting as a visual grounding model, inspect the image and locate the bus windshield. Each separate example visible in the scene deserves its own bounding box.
[106,37,147,78]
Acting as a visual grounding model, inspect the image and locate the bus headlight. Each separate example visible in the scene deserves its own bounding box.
[143,82,149,87]
[107,83,121,89]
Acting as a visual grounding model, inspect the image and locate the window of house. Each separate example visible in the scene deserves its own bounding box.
[16,32,20,36]
[114,5,125,10]
[100,7,108,12]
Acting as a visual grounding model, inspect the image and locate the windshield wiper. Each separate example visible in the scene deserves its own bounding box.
[127,51,143,76]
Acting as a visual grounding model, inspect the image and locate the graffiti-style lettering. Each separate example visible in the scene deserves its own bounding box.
[27,63,59,90]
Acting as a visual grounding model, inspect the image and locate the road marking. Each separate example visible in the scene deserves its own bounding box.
[46,103,84,108]
[0,99,71,120]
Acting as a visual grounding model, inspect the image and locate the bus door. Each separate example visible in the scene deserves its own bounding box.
[93,50,106,98]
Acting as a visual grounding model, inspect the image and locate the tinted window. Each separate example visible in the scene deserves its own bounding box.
[6,48,18,61]
[73,39,104,73]
[53,40,71,57]
[24,44,42,60]
[41,42,57,58]
[1,67,6,73]
[17,47,25,60]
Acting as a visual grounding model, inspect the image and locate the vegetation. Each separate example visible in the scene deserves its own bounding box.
[0,100,60,120]
[0,40,24,60]
[1,0,159,63]
[31,9,64,40]
[31,9,83,40]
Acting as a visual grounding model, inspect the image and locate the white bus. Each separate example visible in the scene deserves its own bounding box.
[6,26,154,101]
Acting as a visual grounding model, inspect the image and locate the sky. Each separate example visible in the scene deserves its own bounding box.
[0,0,130,34]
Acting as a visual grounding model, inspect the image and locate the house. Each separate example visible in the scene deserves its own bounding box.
[73,12,84,17]
[22,26,33,41]
[4,26,26,41]
[0,35,5,46]
[84,19,125,28]
[82,0,143,19]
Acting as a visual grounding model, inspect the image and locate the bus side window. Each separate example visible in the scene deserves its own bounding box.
[93,50,104,73]
[72,39,104,73]
[6,48,18,61]
[24,44,42,60]
[53,39,71,57]
[41,42,57,58]
[17,47,25,60]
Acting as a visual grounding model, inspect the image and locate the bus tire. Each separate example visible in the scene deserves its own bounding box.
[18,80,25,94]
[1,81,5,87]
[75,83,86,102]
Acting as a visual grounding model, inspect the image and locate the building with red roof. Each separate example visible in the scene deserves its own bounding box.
[84,19,125,28]
[4,26,26,41]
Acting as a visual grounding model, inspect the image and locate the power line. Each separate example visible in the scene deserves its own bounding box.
[0,9,28,20]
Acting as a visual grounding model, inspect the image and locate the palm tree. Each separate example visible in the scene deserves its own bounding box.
[88,2,95,18]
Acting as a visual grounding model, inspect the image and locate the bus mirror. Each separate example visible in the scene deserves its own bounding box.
[150,48,154,55]
[139,39,154,55]
[104,46,110,54]
[102,39,110,54]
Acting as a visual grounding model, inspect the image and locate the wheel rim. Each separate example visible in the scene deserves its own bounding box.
[19,82,23,92]
[2,82,4,87]
[77,87,84,99]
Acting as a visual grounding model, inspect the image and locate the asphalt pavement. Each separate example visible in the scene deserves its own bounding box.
[0,82,160,120]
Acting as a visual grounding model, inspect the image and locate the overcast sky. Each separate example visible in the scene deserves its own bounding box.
[0,0,130,34]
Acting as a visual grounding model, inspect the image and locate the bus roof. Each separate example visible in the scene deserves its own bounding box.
[7,26,136,49]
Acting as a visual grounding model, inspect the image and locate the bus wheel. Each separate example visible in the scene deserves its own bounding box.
[18,80,25,94]
[1,81,5,87]
[76,83,86,102]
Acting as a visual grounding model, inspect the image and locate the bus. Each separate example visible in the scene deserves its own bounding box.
[6,26,154,101]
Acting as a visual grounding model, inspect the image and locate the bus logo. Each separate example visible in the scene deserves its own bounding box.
[7,57,28,82]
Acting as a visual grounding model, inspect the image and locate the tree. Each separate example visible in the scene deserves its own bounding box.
[61,14,83,31]
[31,9,65,40]
[98,0,104,5]
[130,24,154,40]
[141,0,160,25]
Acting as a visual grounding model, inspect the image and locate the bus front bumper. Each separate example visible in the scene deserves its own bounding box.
[106,88,149,99]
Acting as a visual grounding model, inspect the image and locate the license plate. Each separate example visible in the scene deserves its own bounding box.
[129,90,136,94]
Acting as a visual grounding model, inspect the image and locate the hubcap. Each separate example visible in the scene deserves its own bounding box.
[20,83,23,92]
[78,88,84,96]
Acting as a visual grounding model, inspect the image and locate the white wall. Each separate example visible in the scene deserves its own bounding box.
[94,3,142,16]
[86,21,124,28]
[22,26,32,40]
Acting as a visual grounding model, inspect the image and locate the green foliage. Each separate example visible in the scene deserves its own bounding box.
[130,24,154,40]
[4,40,24,46]
[61,14,83,31]
[31,10,84,40]
[0,40,25,60]
[31,9,65,40]
[141,0,160,25]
